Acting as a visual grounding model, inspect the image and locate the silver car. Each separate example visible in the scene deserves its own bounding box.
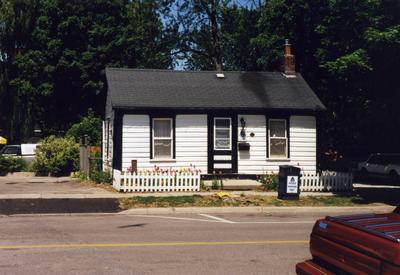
[358,153,400,182]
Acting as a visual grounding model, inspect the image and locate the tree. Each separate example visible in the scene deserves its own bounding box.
[1,0,175,142]
[254,0,400,157]
[66,110,102,145]
[172,0,229,70]
[171,0,261,71]
[0,0,40,142]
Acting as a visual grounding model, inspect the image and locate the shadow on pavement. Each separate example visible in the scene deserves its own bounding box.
[349,187,400,206]
[0,198,121,215]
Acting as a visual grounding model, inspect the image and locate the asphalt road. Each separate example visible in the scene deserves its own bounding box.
[0,212,333,275]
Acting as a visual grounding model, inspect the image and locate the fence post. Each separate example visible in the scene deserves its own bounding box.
[79,135,90,175]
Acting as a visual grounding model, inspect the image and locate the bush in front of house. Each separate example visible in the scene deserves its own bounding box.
[211,173,224,190]
[0,156,27,176]
[90,170,111,184]
[258,173,279,191]
[32,136,79,176]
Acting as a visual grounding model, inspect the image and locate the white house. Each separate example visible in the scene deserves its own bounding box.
[103,43,326,178]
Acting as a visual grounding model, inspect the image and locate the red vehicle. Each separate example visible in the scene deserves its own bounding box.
[297,206,400,274]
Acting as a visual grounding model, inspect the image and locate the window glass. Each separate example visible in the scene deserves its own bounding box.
[215,139,230,149]
[270,139,287,157]
[214,118,231,150]
[215,119,230,128]
[216,129,230,139]
[154,140,172,158]
[368,155,378,164]
[153,118,173,159]
[154,120,171,138]
[269,119,287,158]
[3,147,19,155]
[270,120,286,137]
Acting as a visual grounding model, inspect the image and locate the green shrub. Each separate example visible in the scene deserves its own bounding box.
[32,136,79,176]
[0,156,27,175]
[72,170,88,181]
[258,173,279,191]
[66,110,102,145]
[23,161,35,172]
[90,170,111,184]
[211,174,223,190]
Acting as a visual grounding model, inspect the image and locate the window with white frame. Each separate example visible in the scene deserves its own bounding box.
[268,119,288,158]
[214,117,231,150]
[152,118,173,159]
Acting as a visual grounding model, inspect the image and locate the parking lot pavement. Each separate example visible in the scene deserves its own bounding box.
[0,176,115,198]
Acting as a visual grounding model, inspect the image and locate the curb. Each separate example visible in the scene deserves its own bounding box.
[119,205,396,215]
[0,205,395,217]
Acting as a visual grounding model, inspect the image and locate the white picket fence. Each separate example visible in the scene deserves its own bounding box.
[112,169,352,193]
[300,171,353,192]
[112,169,201,193]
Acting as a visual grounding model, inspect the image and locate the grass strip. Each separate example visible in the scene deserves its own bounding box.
[119,194,375,210]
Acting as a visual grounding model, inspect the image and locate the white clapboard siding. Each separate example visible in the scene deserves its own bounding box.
[237,115,317,174]
[113,169,201,192]
[122,115,150,170]
[121,114,208,173]
[237,115,268,174]
[290,116,317,173]
[175,115,208,172]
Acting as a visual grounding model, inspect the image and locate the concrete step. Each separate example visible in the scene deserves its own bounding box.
[204,179,261,190]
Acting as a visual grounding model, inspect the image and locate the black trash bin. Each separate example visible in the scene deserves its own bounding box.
[278,165,301,200]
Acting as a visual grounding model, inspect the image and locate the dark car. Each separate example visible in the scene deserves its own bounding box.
[0,145,21,156]
[296,206,400,274]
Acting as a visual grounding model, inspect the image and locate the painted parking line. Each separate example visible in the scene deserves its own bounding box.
[236,221,315,224]
[129,214,315,224]
[129,214,220,223]
[199,214,236,224]
[0,240,308,250]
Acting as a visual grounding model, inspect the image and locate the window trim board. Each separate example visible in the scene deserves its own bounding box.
[213,117,232,151]
[267,117,290,159]
[151,117,175,160]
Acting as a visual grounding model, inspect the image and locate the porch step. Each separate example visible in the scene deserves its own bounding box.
[204,179,261,190]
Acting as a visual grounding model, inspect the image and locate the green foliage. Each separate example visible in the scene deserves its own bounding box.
[258,174,279,191]
[253,0,400,156]
[72,170,88,181]
[90,170,111,184]
[1,0,399,158]
[32,136,79,176]
[321,49,372,77]
[0,0,175,142]
[211,174,224,190]
[123,196,197,208]
[0,156,27,176]
[200,179,205,190]
[66,110,102,145]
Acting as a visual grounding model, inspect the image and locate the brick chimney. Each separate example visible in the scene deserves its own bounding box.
[283,39,296,77]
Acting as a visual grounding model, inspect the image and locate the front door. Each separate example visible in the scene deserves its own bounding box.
[208,115,238,174]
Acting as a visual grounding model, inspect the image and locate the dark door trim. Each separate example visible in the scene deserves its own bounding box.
[207,114,238,174]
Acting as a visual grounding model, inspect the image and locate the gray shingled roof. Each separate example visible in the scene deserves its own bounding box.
[105,68,326,111]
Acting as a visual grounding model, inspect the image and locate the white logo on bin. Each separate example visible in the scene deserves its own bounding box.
[286,176,298,194]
